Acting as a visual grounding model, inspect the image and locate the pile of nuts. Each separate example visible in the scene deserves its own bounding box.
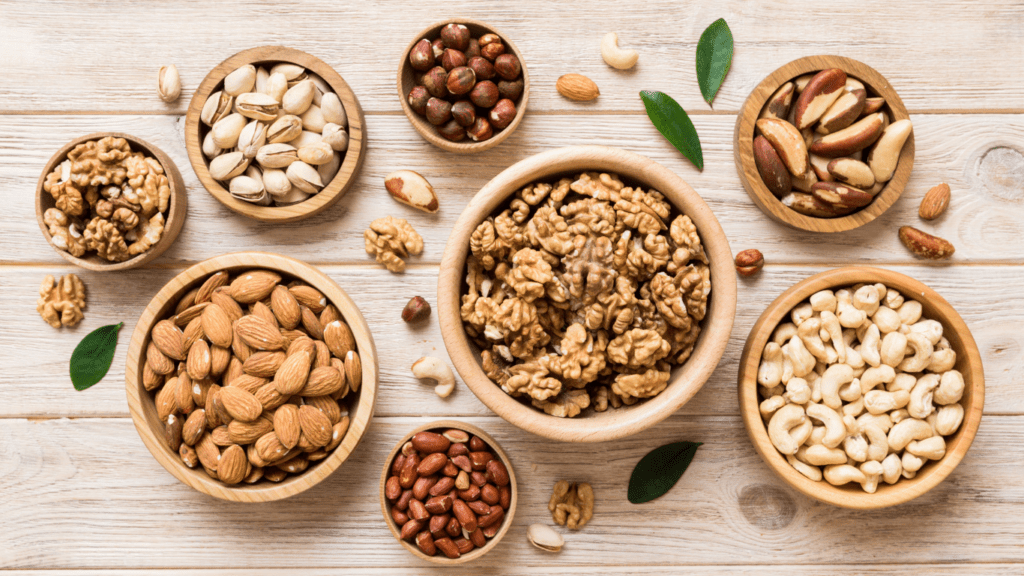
[754,68,913,217]
[384,428,512,559]
[406,23,524,142]
[757,283,966,493]
[198,61,349,207]
[461,172,711,417]
[42,136,171,262]
[145,268,360,485]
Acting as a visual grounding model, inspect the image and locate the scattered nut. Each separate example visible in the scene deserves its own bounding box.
[919,183,951,220]
[37,274,86,328]
[412,356,456,398]
[364,216,424,273]
[556,74,600,102]
[600,32,639,70]
[735,249,765,277]
[548,481,594,530]
[158,65,181,103]
[527,523,564,552]
[898,226,955,260]
[384,170,439,213]
[402,296,432,323]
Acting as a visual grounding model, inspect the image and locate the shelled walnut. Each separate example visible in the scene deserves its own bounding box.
[461,172,711,417]
[364,216,424,273]
[548,480,594,530]
[37,274,86,328]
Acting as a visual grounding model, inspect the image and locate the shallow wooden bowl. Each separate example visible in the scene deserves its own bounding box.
[35,132,187,271]
[738,266,984,509]
[438,145,737,442]
[379,420,517,564]
[185,46,367,223]
[397,18,530,154]
[125,252,379,502]
[734,56,915,233]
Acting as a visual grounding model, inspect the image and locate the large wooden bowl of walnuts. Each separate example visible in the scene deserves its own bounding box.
[438,146,737,442]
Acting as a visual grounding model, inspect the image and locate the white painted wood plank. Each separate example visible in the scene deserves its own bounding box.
[4,566,1022,575]
[1,0,1022,113]
[1,415,1021,569]
[1,264,1019,418]
[3,114,1023,265]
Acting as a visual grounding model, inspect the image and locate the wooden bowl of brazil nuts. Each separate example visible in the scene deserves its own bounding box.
[738,266,984,509]
[125,252,378,502]
[380,420,517,564]
[734,56,915,233]
[438,145,737,442]
[35,132,187,272]
[185,46,367,223]
[397,18,529,153]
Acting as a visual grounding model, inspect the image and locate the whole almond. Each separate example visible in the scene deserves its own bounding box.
[201,303,234,348]
[254,431,289,463]
[228,416,274,444]
[273,350,311,395]
[210,345,231,378]
[152,319,186,361]
[218,386,263,422]
[274,404,302,449]
[919,183,951,220]
[289,285,327,313]
[255,382,288,411]
[305,395,342,424]
[155,376,180,419]
[385,170,440,213]
[229,270,281,304]
[218,444,248,485]
[195,271,229,304]
[345,350,362,392]
[146,341,175,375]
[182,409,207,446]
[302,366,345,396]
[234,315,286,351]
[298,405,333,447]
[196,432,221,471]
[186,339,212,381]
[173,302,209,327]
[229,374,268,394]
[898,226,955,260]
[243,350,286,378]
[556,73,600,102]
[323,320,355,358]
[211,291,245,323]
[270,285,302,329]
[182,317,205,353]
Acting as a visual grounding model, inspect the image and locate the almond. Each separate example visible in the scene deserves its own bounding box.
[314,340,332,369]
[320,304,342,326]
[270,285,302,329]
[155,376,180,419]
[251,301,278,328]
[300,306,324,340]
[288,285,327,313]
[305,395,342,424]
[196,432,221,471]
[793,68,846,130]
[146,341,175,375]
[186,339,212,381]
[556,73,600,102]
[227,374,267,394]
[142,362,163,391]
[302,366,345,396]
[919,183,951,220]
[228,416,274,444]
[217,444,247,485]
[753,135,792,197]
[151,319,186,361]
[182,409,207,446]
[182,317,205,353]
[898,226,955,260]
[176,372,195,415]
[273,404,302,449]
[255,382,288,411]
[234,315,286,351]
[218,386,263,422]
[211,291,245,323]
[326,417,350,451]
[323,320,355,358]
[173,302,209,328]
[195,271,229,304]
[243,350,286,378]
[287,336,316,358]
[232,329,254,362]
[273,350,311,395]
[345,350,362,392]
[385,170,440,213]
[229,270,281,304]
[297,405,333,447]
[254,431,289,463]
[210,345,231,377]
[201,303,234,348]
[211,425,233,446]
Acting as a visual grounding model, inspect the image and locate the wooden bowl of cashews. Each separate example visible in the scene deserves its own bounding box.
[738,266,984,509]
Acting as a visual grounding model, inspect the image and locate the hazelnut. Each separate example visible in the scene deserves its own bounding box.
[497,79,524,101]
[440,23,470,51]
[445,66,476,96]
[734,249,765,277]
[451,100,476,128]
[425,97,453,126]
[430,39,445,60]
[409,39,435,72]
[465,38,481,60]
[469,80,500,108]
[467,117,493,142]
[478,33,501,47]
[437,119,466,142]
[493,54,521,81]
[441,48,467,72]
[421,66,449,99]
[407,86,430,116]
[467,57,495,81]
[480,41,505,61]
[402,296,432,323]
[489,98,516,130]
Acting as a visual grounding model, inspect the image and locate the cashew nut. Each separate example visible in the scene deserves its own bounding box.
[772,322,798,346]
[809,289,837,313]
[844,414,889,462]
[899,332,934,373]
[934,404,964,436]
[819,363,855,410]
[890,408,911,424]
[798,317,829,362]
[806,402,846,448]
[759,384,784,399]
[824,464,867,486]
[927,348,957,373]
[836,289,867,328]
[908,373,940,419]
[860,460,884,493]
[934,370,965,405]
[872,306,901,334]
[791,302,814,326]
[823,342,839,364]
[787,454,822,481]
[881,453,902,484]
[843,430,869,462]
[902,451,925,479]
[897,299,923,325]
[768,404,808,455]
[807,425,827,446]
[885,289,905,310]
[759,395,786,421]
[757,342,784,387]
[888,373,917,394]
[880,331,908,367]
[791,418,814,446]
[859,365,895,394]
[800,444,848,466]
[907,436,946,460]
[859,323,881,367]
[838,378,862,403]
[808,371,823,403]
[784,377,812,405]
[864,389,910,415]
[888,418,933,452]
[841,397,865,418]
[862,423,889,462]
[784,335,816,378]
[852,285,881,316]
[411,356,456,398]
[600,32,639,70]
[910,319,944,345]
[857,412,893,434]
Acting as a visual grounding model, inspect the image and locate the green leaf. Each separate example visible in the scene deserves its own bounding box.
[70,322,123,391]
[696,18,734,106]
[628,441,702,504]
[639,91,704,171]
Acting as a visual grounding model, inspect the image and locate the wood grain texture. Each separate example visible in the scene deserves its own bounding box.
[1,415,1022,569]
[4,568,1024,576]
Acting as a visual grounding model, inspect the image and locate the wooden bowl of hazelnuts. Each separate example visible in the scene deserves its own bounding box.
[397,18,529,153]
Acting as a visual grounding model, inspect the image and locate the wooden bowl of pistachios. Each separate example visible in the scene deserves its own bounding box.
[185,46,367,223]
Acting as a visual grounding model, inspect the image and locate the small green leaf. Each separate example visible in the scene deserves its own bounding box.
[696,18,734,106]
[70,322,123,391]
[628,441,702,504]
[639,91,704,170]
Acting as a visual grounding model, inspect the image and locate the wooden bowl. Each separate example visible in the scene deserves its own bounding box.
[125,252,379,502]
[438,145,737,442]
[734,56,915,233]
[185,46,367,223]
[738,266,984,509]
[35,132,186,271]
[379,420,517,564]
[397,18,530,154]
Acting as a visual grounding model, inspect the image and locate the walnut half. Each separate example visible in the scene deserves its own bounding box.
[364,216,423,273]
[37,274,86,328]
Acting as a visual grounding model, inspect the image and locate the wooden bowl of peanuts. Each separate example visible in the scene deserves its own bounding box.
[125,251,378,502]
[738,266,984,509]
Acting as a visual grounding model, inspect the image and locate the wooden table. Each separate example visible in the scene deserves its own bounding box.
[2,1,1023,573]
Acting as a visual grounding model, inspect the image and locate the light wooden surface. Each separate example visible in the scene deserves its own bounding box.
[1,0,1023,573]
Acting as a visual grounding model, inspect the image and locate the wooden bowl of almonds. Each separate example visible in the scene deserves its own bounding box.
[738,266,984,509]
[125,251,378,502]
[438,145,737,442]
[185,46,367,223]
[35,132,187,272]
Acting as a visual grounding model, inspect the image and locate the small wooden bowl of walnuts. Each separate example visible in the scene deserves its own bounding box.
[398,18,529,153]
[35,132,187,272]
[738,266,984,509]
[380,420,517,564]
[125,252,378,502]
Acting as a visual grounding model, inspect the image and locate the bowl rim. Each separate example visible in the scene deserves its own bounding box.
[124,251,379,502]
[184,45,367,223]
[737,266,985,509]
[733,55,915,233]
[438,145,737,442]
[396,17,530,154]
[34,132,187,271]
[378,419,518,564]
